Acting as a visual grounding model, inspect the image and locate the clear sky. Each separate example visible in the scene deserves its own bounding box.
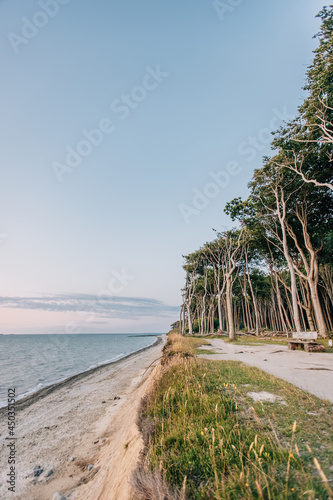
[0,0,326,333]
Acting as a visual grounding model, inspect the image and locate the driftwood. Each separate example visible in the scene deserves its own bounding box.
[236,331,290,338]
[245,330,291,338]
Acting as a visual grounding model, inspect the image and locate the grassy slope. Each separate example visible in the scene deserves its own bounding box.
[134,333,333,500]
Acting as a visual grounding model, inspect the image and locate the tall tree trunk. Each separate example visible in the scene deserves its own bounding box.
[180,304,185,335]
[309,279,327,337]
[323,296,333,331]
[274,274,289,333]
[301,278,316,331]
[186,304,193,336]
[286,207,327,337]
[274,188,302,332]
[245,251,260,335]
[309,259,327,337]
[217,293,223,332]
[226,276,235,340]
[281,229,302,332]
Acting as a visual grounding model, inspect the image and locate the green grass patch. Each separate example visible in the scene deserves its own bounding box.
[195,348,220,355]
[225,336,333,353]
[162,332,210,362]
[138,335,333,499]
[225,337,288,347]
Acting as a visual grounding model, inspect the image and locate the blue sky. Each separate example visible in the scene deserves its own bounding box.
[0,0,326,333]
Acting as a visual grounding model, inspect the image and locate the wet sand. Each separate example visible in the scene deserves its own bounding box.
[0,336,165,500]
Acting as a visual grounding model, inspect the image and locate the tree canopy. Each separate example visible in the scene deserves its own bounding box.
[179,7,333,339]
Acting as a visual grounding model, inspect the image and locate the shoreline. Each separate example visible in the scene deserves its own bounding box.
[0,335,165,500]
[0,335,162,413]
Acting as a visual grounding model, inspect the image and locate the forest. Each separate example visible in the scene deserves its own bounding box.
[179,7,333,339]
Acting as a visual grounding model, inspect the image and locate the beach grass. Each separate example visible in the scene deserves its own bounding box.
[133,334,333,499]
[162,331,210,361]
[194,348,219,355]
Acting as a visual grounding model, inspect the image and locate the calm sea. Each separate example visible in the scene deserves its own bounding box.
[0,333,159,407]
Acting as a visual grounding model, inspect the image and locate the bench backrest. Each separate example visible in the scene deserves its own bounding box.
[292,331,318,340]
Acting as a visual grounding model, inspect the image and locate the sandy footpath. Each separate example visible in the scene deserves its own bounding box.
[0,336,165,500]
[199,338,333,402]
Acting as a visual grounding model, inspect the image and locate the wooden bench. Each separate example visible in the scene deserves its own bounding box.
[288,331,326,352]
[292,331,318,341]
[287,340,326,352]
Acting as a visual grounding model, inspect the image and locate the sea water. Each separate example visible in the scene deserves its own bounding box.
[0,333,159,407]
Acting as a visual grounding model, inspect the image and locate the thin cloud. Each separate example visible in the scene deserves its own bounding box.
[0,293,179,319]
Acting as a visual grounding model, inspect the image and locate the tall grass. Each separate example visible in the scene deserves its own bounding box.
[161,332,210,362]
[133,335,333,499]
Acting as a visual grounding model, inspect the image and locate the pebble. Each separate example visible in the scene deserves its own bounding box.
[45,469,54,478]
[113,396,120,400]
[33,466,44,477]
[53,493,66,500]
[70,457,76,462]
[88,464,94,472]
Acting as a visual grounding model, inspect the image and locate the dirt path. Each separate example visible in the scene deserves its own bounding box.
[198,339,333,403]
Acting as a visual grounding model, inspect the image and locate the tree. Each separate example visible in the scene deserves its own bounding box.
[276,7,333,190]
[179,7,333,339]
[183,253,200,335]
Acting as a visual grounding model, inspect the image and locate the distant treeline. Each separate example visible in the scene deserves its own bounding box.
[179,7,333,339]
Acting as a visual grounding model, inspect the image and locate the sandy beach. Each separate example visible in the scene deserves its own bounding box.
[0,336,165,500]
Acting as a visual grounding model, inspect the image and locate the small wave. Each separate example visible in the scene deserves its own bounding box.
[0,336,158,408]
[86,352,125,371]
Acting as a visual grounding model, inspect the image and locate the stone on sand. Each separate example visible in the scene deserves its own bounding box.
[53,493,66,500]
[247,391,286,404]
[33,465,43,477]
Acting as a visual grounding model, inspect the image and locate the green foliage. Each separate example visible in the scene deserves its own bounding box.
[182,6,333,338]
[143,356,333,499]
